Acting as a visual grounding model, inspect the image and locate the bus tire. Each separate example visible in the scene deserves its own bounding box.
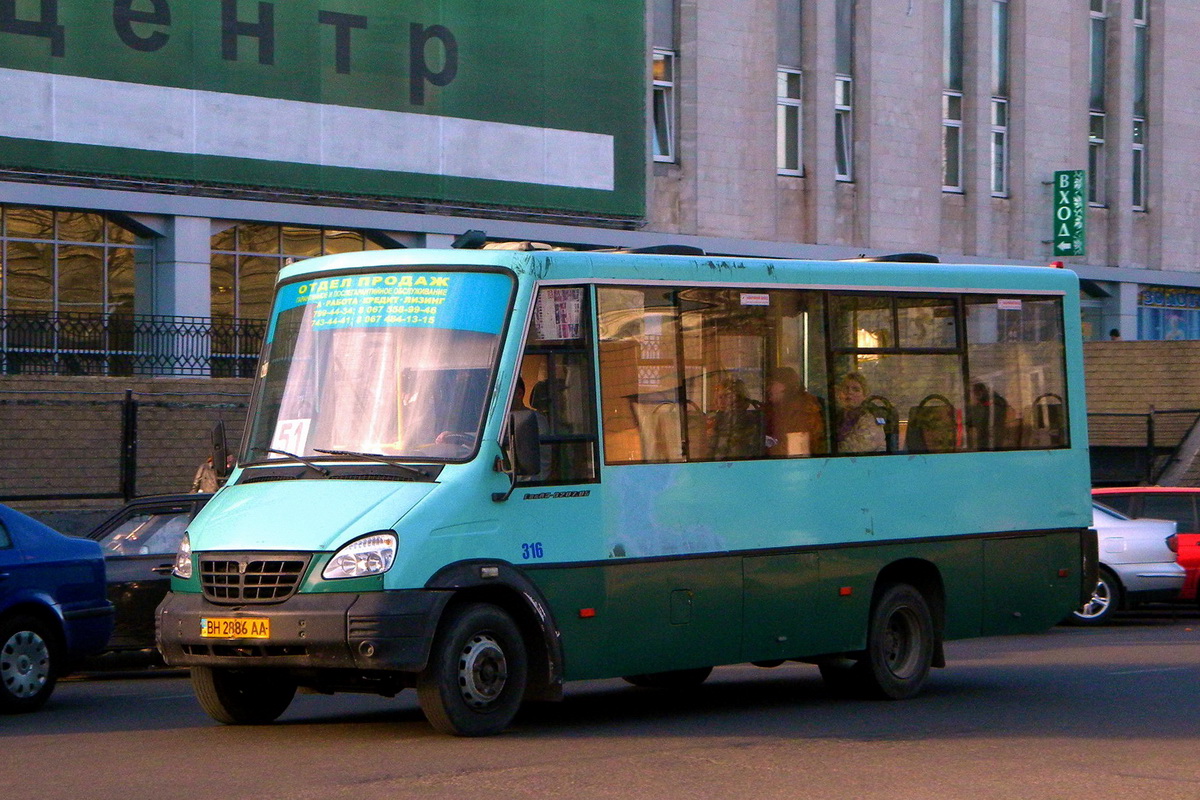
[191,666,296,725]
[0,614,59,714]
[417,603,528,737]
[622,666,713,689]
[859,583,935,700]
[1065,567,1120,626]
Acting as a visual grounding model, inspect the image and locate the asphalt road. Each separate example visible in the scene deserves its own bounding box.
[6,610,1200,800]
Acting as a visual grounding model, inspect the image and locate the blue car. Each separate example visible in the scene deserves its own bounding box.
[0,503,113,712]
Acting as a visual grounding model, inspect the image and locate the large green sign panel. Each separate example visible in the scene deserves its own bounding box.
[0,0,645,218]
[1052,169,1086,257]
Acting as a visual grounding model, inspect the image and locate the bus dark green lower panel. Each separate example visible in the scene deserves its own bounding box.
[527,529,1087,681]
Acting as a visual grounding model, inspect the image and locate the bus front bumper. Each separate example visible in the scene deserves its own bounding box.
[156,590,449,672]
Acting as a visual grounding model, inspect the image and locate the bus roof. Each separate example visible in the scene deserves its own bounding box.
[276,247,1079,295]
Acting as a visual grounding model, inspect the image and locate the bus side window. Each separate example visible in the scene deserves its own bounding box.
[964,295,1069,450]
[598,286,829,463]
[515,287,600,485]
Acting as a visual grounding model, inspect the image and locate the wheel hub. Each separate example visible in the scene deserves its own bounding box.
[1077,582,1111,618]
[2,630,49,698]
[882,607,920,678]
[456,633,508,709]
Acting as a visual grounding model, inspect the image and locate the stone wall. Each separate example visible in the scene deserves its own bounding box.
[0,375,253,527]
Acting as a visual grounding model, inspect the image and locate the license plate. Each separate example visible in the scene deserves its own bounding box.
[199,617,270,639]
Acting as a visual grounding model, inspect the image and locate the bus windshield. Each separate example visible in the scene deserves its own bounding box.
[244,269,513,463]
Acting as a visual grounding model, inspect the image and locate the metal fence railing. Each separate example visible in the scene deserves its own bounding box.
[0,311,265,378]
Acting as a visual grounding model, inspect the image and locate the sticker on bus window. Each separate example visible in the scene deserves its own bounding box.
[740,293,771,306]
[997,298,1023,311]
[534,287,583,341]
[271,419,311,455]
[272,272,511,336]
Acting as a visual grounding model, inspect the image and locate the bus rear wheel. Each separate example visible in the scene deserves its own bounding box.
[417,603,528,736]
[191,666,297,724]
[860,583,934,699]
[819,584,934,700]
[622,667,713,689]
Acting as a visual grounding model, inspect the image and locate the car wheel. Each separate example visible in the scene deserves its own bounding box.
[0,615,59,713]
[191,666,296,724]
[622,667,714,689]
[1067,568,1121,626]
[417,603,528,736]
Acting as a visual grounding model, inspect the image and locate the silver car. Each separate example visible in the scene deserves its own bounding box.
[1069,502,1184,625]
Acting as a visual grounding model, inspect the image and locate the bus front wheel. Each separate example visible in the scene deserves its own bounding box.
[191,666,296,724]
[417,603,528,736]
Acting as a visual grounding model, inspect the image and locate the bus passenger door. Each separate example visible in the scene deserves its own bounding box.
[499,287,610,678]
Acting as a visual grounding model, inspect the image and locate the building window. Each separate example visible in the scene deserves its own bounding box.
[1089,0,1107,206]
[1088,112,1106,206]
[943,0,964,192]
[210,224,379,321]
[991,0,1010,196]
[942,93,963,191]
[777,68,803,175]
[0,206,149,315]
[1132,0,1148,210]
[777,0,803,176]
[990,100,1009,196]
[835,0,855,181]
[1139,286,1200,341]
[652,48,677,163]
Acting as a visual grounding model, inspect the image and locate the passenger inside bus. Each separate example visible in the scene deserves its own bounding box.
[763,367,826,456]
[966,382,1012,450]
[707,377,764,460]
[834,372,887,453]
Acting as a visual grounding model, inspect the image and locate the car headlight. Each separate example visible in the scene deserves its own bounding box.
[322,532,397,579]
[173,532,192,579]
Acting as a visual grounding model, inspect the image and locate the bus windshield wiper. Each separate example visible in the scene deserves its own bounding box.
[313,449,432,480]
[250,447,331,477]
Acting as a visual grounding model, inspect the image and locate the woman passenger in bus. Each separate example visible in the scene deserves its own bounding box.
[834,372,886,454]
[763,367,826,456]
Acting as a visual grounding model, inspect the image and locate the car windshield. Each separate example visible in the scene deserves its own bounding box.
[99,511,191,556]
[244,269,512,463]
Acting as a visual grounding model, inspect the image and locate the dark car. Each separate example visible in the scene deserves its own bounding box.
[86,494,211,652]
[0,503,113,712]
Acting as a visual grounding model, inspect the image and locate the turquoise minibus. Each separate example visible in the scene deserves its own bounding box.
[158,247,1096,736]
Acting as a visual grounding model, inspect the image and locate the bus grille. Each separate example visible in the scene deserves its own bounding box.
[199,553,310,604]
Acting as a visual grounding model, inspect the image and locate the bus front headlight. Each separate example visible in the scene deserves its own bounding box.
[323,532,398,579]
[173,532,192,579]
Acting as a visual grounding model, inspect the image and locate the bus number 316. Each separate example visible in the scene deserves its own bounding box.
[521,542,544,560]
